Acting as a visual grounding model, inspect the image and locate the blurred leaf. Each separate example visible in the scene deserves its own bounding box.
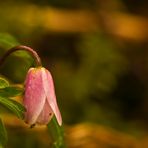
[0,96,26,119]
[0,33,31,59]
[0,86,24,97]
[0,118,7,147]
[0,33,19,49]
[0,77,9,89]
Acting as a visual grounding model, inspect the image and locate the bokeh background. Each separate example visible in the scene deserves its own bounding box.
[0,0,148,147]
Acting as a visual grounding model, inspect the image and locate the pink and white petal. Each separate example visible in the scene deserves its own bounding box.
[24,68,34,85]
[42,68,62,126]
[23,68,46,125]
[37,99,53,124]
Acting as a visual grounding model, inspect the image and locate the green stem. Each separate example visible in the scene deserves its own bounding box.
[47,116,66,148]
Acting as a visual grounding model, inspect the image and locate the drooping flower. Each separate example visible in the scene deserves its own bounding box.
[23,67,62,126]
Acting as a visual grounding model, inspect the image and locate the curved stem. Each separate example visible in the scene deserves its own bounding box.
[0,45,42,67]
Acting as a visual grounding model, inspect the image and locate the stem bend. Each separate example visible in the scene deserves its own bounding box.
[0,45,42,67]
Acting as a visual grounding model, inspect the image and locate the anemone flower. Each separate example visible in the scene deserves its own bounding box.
[23,67,62,126]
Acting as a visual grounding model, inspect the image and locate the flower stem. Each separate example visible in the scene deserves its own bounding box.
[0,45,42,67]
[47,116,66,148]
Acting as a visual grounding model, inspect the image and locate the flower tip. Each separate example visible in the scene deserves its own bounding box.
[58,118,62,126]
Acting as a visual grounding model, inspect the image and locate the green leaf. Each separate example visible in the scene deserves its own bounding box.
[0,118,7,147]
[0,78,9,89]
[0,86,24,97]
[0,96,26,119]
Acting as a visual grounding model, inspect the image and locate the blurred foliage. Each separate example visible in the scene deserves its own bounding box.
[0,0,96,9]
[0,118,7,147]
[52,32,127,126]
[0,77,25,147]
[7,128,52,148]
[0,78,25,119]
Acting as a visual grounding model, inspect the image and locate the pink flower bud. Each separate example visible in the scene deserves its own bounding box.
[23,67,62,126]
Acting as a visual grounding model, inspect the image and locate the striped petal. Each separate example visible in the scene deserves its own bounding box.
[42,68,62,126]
[37,99,54,124]
[23,68,46,125]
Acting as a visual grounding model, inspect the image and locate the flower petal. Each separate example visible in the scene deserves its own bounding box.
[42,68,62,126]
[37,99,53,124]
[23,68,46,125]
